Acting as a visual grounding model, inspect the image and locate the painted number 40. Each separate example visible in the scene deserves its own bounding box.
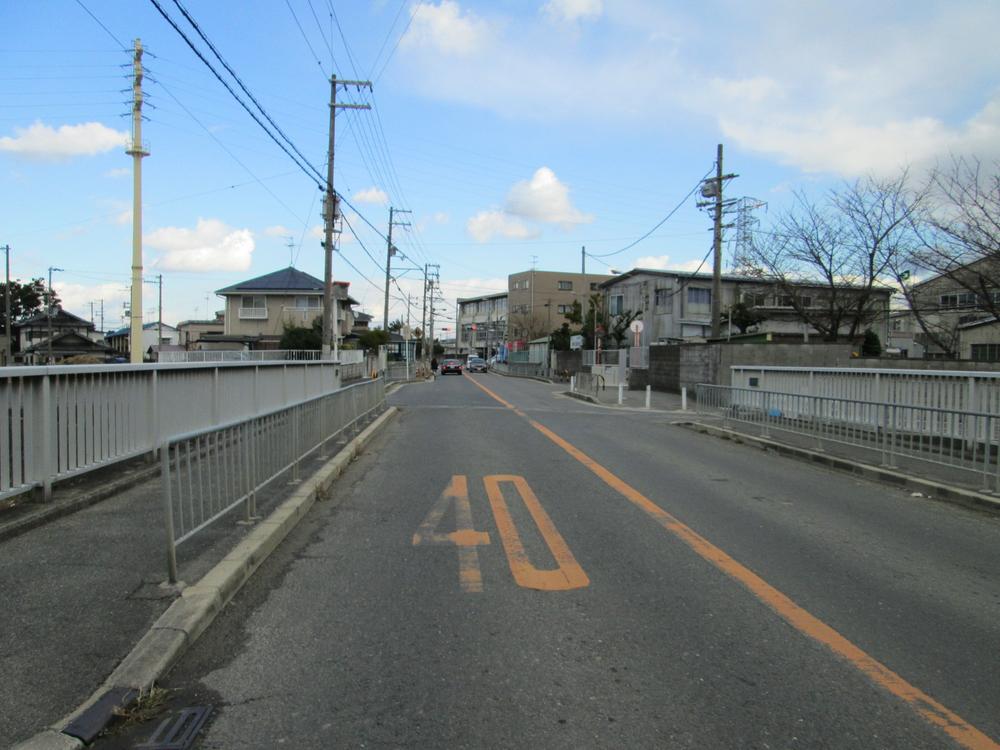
[413,475,589,593]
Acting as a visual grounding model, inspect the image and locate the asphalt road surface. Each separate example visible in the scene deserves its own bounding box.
[98,373,1000,749]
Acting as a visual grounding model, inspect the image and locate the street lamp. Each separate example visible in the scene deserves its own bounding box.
[47,266,63,364]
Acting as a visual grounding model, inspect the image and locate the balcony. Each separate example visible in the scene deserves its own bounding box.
[239,307,268,320]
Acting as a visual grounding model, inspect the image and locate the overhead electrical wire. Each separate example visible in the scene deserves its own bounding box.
[588,167,714,259]
[166,0,326,184]
[148,0,324,189]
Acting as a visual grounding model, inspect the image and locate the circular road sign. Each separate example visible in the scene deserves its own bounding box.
[629,320,644,333]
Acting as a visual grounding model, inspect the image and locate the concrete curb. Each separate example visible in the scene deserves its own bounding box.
[12,406,398,750]
[684,420,1000,515]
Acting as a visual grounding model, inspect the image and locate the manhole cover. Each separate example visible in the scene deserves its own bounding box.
[134,706,211,750]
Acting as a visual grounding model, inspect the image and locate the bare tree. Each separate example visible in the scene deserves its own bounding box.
[739,174,917,340]
[917,156,1000,321]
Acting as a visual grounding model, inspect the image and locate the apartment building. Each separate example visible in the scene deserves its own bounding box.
[507,270,612,346]
[456,291,507,357]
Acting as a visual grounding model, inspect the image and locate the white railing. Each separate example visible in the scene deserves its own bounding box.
[238,307,268,320]
[697,383,1000,493]
[730,366,1000,414]
[0,361,343,501]
[158,350,324,363]
[161,378,385,582]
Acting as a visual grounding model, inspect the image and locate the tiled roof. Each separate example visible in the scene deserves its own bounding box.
[216,267,324,295]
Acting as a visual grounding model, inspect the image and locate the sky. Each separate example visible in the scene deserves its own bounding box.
[2,0,999,334]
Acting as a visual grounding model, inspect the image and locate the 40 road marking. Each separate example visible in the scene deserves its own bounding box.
[412,475,589,593]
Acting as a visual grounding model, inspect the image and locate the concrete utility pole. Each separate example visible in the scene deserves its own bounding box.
[426,265,440,360]
[1,244,10,366]
[47,266,63,363]
[698,144,736,339]
[421,263,428,363]
[127,38,149,364]
[581,245,585,275]
[383,206,411,332]
[322,75,371,361]
[157,274,163,353]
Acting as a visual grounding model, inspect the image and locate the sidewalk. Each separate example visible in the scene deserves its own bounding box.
[2,407,394,750]
[565,382,692,413]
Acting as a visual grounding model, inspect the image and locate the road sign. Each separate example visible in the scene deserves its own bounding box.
[630,320,644,333]
[570,334,584,350]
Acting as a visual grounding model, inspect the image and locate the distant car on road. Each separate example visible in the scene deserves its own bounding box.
[467,357,488,373]
[439,359,463,375]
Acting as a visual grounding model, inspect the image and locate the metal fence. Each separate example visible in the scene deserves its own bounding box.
[158,350,324,363]
[696,383,1000,492]
[729,366,1000,414]
[160,378,385,582]
[0,361,342,501]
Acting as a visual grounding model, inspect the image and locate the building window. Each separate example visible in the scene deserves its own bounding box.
[742,292,767,307]
[971,344,1000,362]
[239,295,267,319]
[294,296,321,309]
[609,295,624,316]
[558,280,573,291]
[241,295,265,309]
[557,304,572,314]
[590,282,598,291]
[939,292,977,309]
[654,288,670,307]
[687,288,711,305]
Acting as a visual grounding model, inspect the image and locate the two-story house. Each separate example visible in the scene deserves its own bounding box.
[15,307,112,364]
[212,267,357,350]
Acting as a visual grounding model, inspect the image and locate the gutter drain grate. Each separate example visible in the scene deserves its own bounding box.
[135,705,212,750]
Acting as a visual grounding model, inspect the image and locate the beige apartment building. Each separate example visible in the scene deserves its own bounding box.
[507,270,613,346]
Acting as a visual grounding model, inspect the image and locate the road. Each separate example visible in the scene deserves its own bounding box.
[98,373,1000,749]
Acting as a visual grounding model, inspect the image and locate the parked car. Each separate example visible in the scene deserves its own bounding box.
[440,359,463,375]
[467,357,488,373]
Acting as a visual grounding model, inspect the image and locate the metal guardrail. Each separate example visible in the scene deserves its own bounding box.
[159,350,324,363]
[160,378,385,582]
[0,361,342,501]
[696,384,1000,492]
[729,366,1000,414]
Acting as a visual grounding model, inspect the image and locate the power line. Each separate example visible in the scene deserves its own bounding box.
[74,0,128,49]
[167,0,326,184]
[284,0,327,77]
[148,0,324,188]
[588,167,713,258]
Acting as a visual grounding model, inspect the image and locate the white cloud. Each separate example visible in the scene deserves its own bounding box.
[265,225,295,237]
[401,1,493,56]
[433,212,450,224]
[505,167,592,228]
[55,282,129,325]
[466,210,539,243]
[543,0,603,24]
[632,255,709,273]
[104,167,129,178]
[0,121,128,161]
[352,187,389,204]
[145,218,254,272]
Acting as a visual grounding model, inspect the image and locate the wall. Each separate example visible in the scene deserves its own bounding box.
[641,342,855,393]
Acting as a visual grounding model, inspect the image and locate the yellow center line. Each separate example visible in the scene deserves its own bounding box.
[464,374,999,750]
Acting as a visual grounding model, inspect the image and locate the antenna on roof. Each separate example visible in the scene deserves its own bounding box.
[286,236,295,267]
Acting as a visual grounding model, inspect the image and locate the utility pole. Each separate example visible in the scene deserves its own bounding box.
[322,75,371,361]
[383,206,411,332]
[581,245,585,275]
[421,263,428,363]
[1,244,10,367]
[426,265,440,360]
[697,144,737,339]
[157,274,163,353]
[47,266,63,363]
[127,38,150,364]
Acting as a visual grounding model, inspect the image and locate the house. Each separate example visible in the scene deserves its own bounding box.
[456,291,507,357]
[14,307,112,364]
[105,322,180,359]
[598,269,892,347]
[506,270,613,348]
[897,258,1000,360]
[176,312,225,349]
[213,267,357,350]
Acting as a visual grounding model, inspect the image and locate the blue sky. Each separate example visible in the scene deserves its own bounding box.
[2,1,999,333]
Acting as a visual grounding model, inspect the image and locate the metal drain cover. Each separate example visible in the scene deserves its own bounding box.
[134,706,211,750]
